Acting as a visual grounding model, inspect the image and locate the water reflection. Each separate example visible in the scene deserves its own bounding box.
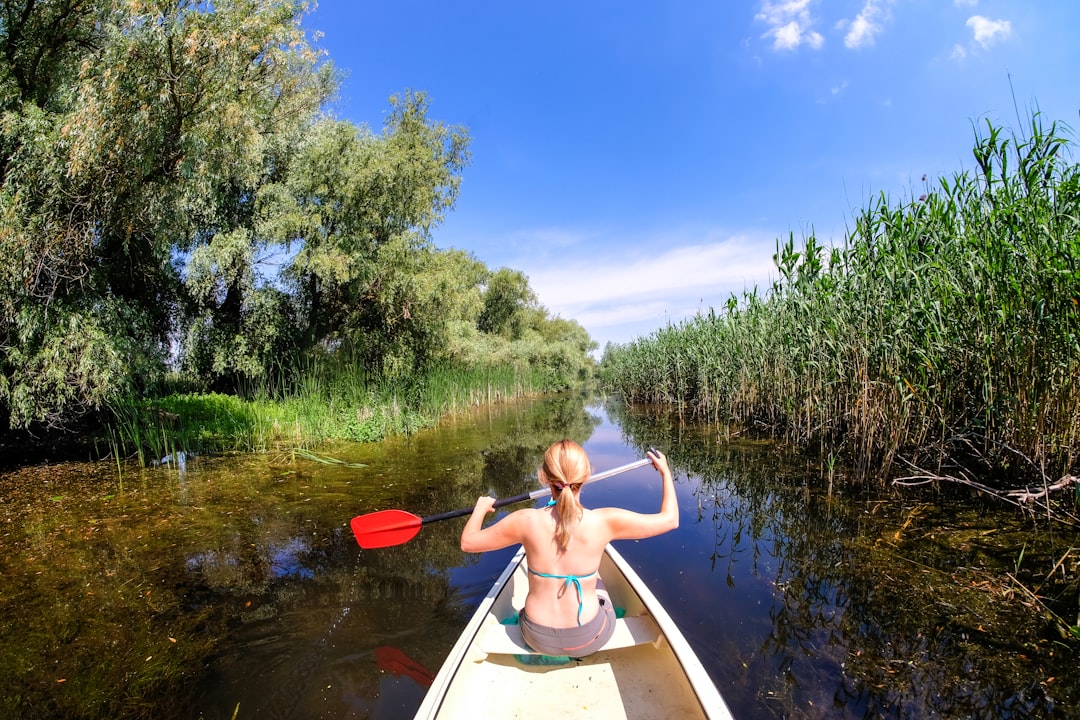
[0,394,1075,719]
[607,399,1072,719]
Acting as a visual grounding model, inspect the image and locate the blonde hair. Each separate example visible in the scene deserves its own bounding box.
[541,439,591,551]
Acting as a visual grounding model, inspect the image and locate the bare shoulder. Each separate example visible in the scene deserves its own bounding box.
[589,505,669,541]
[586,505,639,531]
[512,506,552,530]
[506,506,541,524]
[590,506,638,521]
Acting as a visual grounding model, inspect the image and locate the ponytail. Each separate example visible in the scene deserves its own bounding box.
[541,440,591,551]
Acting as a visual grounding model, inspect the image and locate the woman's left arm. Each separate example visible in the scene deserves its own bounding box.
[460,497,524,553]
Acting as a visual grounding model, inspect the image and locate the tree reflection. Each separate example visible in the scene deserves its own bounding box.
[0,395,606,719]
[3,395,1073,719]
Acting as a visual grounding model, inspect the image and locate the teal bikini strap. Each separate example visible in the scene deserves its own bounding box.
[527,568,598,625]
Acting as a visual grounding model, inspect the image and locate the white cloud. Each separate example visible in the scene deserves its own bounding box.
[508,231,777,349]
[831,80,849,95]
[756,0,825,51]
[951,43,967,61]
[967,15,1012,49]
[529,240,769,307]
[954,0,978,6]
[844,15,875,48]
[843,0,893,49]
[755,0,812,29]
[773,21,802,50]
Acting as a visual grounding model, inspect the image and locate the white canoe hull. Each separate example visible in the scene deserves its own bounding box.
[415,545,734,719]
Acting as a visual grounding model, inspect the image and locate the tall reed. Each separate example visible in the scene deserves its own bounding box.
[602,115,1080,483]
[104,358,551,463]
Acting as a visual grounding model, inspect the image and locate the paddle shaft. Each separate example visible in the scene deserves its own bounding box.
[350,455,658,548]
[419,457,653,526]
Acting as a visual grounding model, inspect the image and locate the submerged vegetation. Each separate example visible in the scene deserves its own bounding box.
[0,396,603,720]
[603,116,1080,510]
[607,397,1080,712]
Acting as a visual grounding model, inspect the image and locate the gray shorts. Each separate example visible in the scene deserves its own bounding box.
[519,592,617,657]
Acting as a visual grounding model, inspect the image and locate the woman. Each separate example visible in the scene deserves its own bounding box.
[460,439,678,657]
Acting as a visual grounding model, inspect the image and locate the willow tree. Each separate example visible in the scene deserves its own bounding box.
[478,268,536,340]
[247,91,475,378]
[0,0,330,428]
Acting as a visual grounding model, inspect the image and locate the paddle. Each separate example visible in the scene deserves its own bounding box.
[350,456,654,549]
[375,646,435,688]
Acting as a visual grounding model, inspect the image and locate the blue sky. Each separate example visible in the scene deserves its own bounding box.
[302,1,1079,351]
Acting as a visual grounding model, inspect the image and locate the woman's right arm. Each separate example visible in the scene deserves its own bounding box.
[600,448,680,540]
[460,496,524,553]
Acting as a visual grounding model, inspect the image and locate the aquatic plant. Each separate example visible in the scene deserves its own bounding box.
[602,115,1080,489]
[103,359,551,463]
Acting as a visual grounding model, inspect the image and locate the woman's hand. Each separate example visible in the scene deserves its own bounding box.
[647,447,672,478]
[461,495,521,553]
[599,446,680,541]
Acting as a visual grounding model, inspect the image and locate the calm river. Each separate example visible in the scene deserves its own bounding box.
[0,394,1075,718]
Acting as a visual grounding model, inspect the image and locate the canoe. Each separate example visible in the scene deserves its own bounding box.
[414,544,734,720]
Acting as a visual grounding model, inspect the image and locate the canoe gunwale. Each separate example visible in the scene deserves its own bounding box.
[604,544,733,719]
[413,547,525,719]
[413,544,734,720]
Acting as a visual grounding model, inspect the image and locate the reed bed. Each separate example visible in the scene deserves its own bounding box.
[602,116,1080,484]
[104,360,549,462]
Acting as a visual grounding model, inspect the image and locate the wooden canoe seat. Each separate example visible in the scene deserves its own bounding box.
[478,613,664,657]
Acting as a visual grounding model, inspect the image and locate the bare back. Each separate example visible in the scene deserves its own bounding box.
[518,506,613,627]
[459,446,679,629]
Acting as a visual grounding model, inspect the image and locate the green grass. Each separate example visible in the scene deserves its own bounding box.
[601,114,1080,485]
[103,360,551,462]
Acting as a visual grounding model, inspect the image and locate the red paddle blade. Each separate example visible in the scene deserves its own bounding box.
[350,509,423,549]
[375,646,435,687]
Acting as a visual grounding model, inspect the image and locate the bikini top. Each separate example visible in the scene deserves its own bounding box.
[526,567,599,626]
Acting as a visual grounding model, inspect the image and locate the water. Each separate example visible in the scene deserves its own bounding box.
[0,395,1075,718]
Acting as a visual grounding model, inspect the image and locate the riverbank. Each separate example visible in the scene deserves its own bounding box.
[1,362,561,471]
